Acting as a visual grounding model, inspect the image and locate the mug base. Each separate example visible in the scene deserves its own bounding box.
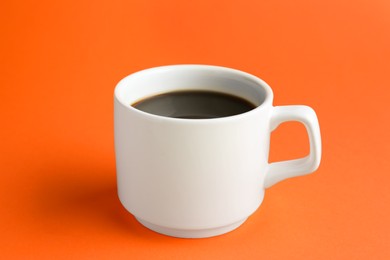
[135,217,247,238]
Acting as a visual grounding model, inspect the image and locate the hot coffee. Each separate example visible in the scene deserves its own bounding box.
[132,90,256,119]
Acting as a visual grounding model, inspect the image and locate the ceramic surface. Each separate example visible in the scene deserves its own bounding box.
[114,65,321,238]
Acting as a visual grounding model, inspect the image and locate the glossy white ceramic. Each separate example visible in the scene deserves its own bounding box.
[114,65,321,238]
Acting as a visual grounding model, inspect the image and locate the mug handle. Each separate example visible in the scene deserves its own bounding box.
[264,105,322,188]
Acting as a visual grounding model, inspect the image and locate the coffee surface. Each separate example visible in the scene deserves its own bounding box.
[132,90,256,119]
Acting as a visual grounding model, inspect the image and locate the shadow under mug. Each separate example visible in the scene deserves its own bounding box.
[114,65,321,238]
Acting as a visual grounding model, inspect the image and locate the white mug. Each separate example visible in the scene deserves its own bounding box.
[114,65,321,238]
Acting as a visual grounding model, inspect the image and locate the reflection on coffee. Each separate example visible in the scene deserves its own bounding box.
[132,90,256,119]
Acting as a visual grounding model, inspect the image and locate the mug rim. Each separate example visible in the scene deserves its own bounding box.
[114,64,274,122]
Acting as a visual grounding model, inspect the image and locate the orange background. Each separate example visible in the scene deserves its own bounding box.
[1,0,389,259]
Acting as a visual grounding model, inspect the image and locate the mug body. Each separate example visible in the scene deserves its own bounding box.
[114,65,274,238]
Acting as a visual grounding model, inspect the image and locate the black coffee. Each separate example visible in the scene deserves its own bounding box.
[132,90,256,119]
